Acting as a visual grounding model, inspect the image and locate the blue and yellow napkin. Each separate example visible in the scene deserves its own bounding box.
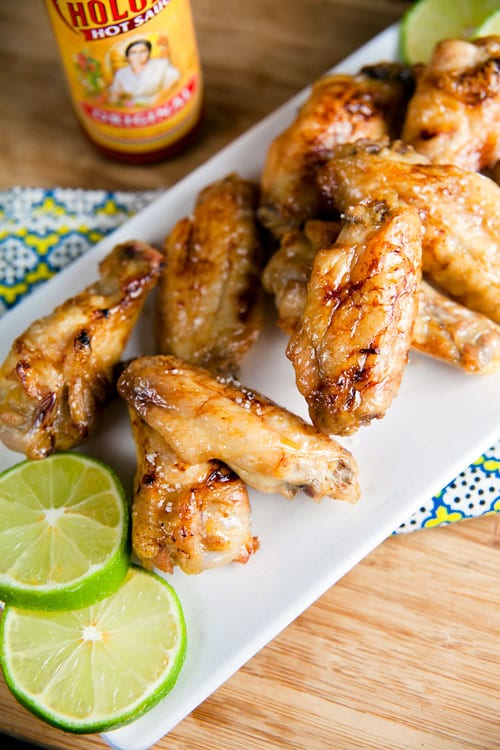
[0,187,498,533]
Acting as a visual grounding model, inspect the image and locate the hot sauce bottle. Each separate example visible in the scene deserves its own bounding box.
[44,0,204,162]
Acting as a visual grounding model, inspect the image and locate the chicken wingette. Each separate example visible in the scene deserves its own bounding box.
[413,280,500,374]
[287,199,422,436]
[118,355,360,503]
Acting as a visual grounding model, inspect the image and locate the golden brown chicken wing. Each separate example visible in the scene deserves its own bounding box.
[402,36,500,172]
[258,63,413,238]
[0,240,163,459]
[156,173,266,377]
[118,355,360,503]
[318,139,500,323]
[128,408,258,574]
[287,199,422,436]
[414,280,500,374]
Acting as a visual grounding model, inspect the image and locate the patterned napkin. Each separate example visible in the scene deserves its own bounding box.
[0,187,498,533]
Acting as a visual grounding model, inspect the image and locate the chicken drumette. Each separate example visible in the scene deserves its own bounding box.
[402,36,500,173]
[0,240,163,459]
[128,408,258,575]
[156,173,266,377]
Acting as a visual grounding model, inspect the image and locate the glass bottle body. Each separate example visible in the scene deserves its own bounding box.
[44,0,203,162]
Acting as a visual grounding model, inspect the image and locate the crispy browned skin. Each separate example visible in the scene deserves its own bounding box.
[128,408,258,574]
[287,200,422,436]
[402,37,500,172]
[318,139,500,324]
[414,280,500,374]
[0,240,163,459]
[263,221,500,374]
[156,173,266,376]
[258,63,413,238]
[118,355,360,503]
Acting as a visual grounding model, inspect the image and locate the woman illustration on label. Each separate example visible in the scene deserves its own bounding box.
[109,38,180,107]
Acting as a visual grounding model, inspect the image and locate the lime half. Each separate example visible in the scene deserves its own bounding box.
[0,453,129,610]
[0,566,187,733]
[476,9,500,35]
[400,0,500,64]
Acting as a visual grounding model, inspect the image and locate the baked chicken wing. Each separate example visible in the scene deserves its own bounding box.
[128,408,258,574]
[118,355,360,503]
[156,173,266,377]
[287,199,422,436]
[402,36,500,172]
[258,63,413,238]
[0,240,163,459]
[413,281,500,374]
[318,139,500,323]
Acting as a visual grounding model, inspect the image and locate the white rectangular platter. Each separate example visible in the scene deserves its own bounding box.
[0,23,499,750]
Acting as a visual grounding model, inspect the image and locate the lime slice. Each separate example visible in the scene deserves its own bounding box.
[400,0,500,64]
[0,453,129,610]
[476,9,500,35]
[0,565,187,733]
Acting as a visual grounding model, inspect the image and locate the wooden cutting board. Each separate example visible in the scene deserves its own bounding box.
[1,515,499,750]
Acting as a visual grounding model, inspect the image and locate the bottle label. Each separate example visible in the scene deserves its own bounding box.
[45,0,203,154]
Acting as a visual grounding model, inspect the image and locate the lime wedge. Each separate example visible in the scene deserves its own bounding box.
[0,565,187,733]
[0,453,129,610]
[476,9,500,35]
[400,0,500,64]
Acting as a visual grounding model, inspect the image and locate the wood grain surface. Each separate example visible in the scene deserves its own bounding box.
[1,2,499,749]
